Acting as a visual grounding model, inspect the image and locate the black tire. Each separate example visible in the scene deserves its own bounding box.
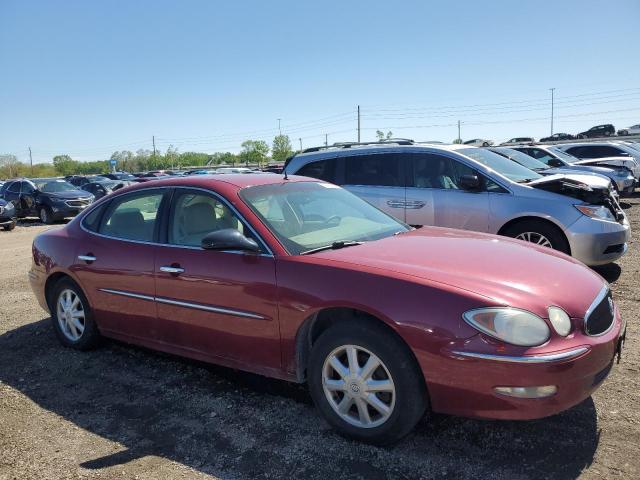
[502,219,570,254]
[50,278,101,350]
[2,222,16,231]
[308,320,427,445]
[39,206,54,224]
[482,142,489,147]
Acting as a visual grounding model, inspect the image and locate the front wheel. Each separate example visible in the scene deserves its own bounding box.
[2,221,16,231]
[39,206,54,224]
[308,321,427,445]
[503,220,570,254]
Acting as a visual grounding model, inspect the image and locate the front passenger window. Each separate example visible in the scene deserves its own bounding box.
[169,192,248,247]
[100,192,163,242]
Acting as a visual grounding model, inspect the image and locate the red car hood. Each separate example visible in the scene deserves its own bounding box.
[308,227,605,319]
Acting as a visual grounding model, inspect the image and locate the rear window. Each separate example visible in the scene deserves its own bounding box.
[296,158,338,183]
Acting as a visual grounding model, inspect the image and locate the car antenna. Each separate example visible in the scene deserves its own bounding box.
[283,168,289,180]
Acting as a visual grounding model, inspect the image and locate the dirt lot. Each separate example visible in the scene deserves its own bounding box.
[1,201,639,480]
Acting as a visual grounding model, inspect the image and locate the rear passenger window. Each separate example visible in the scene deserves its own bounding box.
[296,158,337,183]
[100,191,164,242]
[344,154,402,187]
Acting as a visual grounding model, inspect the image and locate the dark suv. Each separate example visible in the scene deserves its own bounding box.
[577,124,615,139]
[0,178,94,224]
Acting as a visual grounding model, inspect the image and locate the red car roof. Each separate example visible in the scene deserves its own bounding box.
[125,173,314,191]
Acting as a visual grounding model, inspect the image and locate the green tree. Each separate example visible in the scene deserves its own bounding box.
[240,140,269,167]
[452,138,463,144]
[376,130,393,141]
[0,154,20,178]
[52,155,78,176]
[272,134,293,163]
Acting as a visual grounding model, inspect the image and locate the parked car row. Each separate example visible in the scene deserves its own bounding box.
[496,123,640,144]
[29,170,627,444]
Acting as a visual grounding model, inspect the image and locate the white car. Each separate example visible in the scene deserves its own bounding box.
[618,124,640,136]
[463,138,493,147]
[555,142,640,180]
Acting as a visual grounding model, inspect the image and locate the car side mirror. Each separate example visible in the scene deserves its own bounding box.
[201,229,260,253]
[459,174,482,191]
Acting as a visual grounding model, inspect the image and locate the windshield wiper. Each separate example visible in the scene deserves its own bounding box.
[516,178,536,183]
[300,241,362,255]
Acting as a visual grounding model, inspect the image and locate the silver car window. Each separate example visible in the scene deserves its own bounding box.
[458,148,542,183]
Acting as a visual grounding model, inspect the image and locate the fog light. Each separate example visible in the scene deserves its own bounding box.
[494,385,557,398]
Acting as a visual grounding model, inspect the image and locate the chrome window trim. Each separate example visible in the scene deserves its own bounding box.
[451,346,589,364]
[98,288,266,320]
[79,185,274,257]
[584,285,616,337]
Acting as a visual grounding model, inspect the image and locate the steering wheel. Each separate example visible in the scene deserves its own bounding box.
[324,215,341,226]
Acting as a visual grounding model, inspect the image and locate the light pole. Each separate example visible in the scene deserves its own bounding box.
[549,88,555,136]
[277,118,282,136]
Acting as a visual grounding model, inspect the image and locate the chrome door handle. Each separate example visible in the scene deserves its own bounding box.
[78,254,96,262]
[386,200,406,208]
[405,200,426,209]
[160,266,185,274]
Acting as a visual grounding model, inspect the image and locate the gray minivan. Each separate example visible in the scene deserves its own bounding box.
[286,142,630,266]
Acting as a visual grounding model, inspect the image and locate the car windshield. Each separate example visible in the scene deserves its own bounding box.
[458,148,543,183]
[240,181,409,255]
[493,148,548,171]
[547,146,580,163]
[33,179,79,192]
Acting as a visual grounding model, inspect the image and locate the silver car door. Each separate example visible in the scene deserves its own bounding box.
[342,153,406,223]
[410,153,489,231]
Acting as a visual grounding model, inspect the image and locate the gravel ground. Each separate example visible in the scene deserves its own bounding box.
[1,201,639,480]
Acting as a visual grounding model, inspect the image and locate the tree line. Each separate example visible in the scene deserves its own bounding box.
[0,135,294,179]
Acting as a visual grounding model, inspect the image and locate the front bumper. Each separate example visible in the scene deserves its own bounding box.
[423,308,624,420]
[0,215,17,227]
[565,215,631,266]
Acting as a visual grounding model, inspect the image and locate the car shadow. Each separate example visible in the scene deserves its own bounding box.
[592,263,622,284]
[0,319,600,480]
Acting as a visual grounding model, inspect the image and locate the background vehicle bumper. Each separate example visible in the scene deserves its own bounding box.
[49,205,87,218]
[0,216,17,227]
[422,310,623,420]
[565,216,630,265]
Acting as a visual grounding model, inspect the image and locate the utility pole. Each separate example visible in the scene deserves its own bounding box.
[549,88,555,135]
[357,105,361,142]
[299,138,303,151]
[152,135,157,156]
[457,120,461,142]
[28,147,33,175]
[325,133,328,147]
[277,118,282,136]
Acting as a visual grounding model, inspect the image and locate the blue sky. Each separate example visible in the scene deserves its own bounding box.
[1,0,639,164]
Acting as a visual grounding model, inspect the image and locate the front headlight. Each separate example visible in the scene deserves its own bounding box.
[462,307,550,347]
[575,204,616,222]
[548,306,571,336]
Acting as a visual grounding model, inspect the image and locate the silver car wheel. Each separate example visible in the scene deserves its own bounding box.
[56,289,85,341]
[515,231,553,248]
[322,344,395,429]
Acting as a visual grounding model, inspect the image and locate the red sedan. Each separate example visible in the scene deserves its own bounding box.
[29,174,625,444]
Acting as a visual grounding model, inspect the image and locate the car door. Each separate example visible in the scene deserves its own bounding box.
[2,182,22,214]
[406,153,489,231]
[153,187,280,370]
[342,153,406,223]
[72,188,168,340]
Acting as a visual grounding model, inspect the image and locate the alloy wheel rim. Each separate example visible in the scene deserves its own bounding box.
[56,289,85,341]
[322,344,395,429]
[515,231,553,248]
[40,209,48,223]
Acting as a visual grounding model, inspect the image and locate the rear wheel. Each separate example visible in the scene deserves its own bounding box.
[503,220,570,254]
[308,321,427,445]
[50,279,101,350]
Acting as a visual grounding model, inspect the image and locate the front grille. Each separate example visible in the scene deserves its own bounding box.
[65,198,92,208]
[585,290,615,336]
